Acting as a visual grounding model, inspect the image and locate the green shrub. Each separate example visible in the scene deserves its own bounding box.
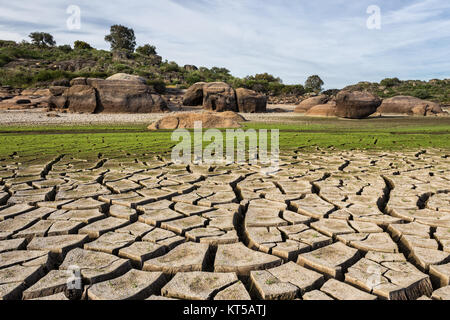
[160,61,180,73]
[380,77,401,88]
[74,40,92,50]
[412,90,431,100]
[0,70,33,87]
[280,84,305,95]
[112,63,132,73]
[0,40,16,48]
[75,71,108,79]
[33,70,70,83]
[58,45,72,53]
[147,79,166,94]
[136,44,157,56]
[0,53,11,67]
[186,72,204,85]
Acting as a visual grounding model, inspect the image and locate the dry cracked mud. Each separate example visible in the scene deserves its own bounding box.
[0,149,449,300]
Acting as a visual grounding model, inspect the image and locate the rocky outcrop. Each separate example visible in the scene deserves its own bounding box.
[295,95,329,113]
[184,65,198,71]
[56,74,169,114]
[305,101,337,117]
[203,82,238,112]
[335,91,381,119]
[148,111,246,130]
[47,86,68,109]
[377,96,446,116]
[86,78,168,113]
[235,88,267,113]
[183,82,267,113]
[64,85,97,113]
[70,77,88,86]
[0,87,51,110]
[182,82,206,106]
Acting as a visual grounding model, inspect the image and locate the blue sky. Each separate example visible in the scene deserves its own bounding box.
[0,0,449,88]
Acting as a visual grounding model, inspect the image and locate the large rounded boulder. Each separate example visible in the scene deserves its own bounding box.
[294,95,329,113]
[377,96,445,116]
[182,82,206,106]
[235,88,267,113]
[335,91,381,119]
[148,111,246,130]
[202,82,238,112]
[87,78,168,113]
[305,101,337,117]
[61,76,169,114]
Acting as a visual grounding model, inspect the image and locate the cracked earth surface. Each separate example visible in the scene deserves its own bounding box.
[0,149,449,300]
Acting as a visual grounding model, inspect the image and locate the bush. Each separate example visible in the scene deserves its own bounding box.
[185,71,204,85]
[0,46,41,60]
[160,61,180,73]
[0,40,16,48]
[74,41,92,50]
[75,71,108,79]
[0,53,11,67]
[112,63,133,73]
[136,44,157,56]
[249,73,281,83]
[281,84,305,95]
[147,79,166,94]
[380,77,401,88]
[58,45,72,53]
[33,70,70,83]
[412,90,431,100]
[0,70,33,87]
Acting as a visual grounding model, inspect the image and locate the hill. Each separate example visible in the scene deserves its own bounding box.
[343,78,450,105]
[0,39,449,104]
[0,40,305,97]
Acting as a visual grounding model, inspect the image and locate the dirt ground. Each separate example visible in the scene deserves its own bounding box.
[0,149,449,300]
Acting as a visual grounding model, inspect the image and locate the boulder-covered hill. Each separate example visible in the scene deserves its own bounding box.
[0,40,302,99]
[343,78,450,105]
[1,40,449,105]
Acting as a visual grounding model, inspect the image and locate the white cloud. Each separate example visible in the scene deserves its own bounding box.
[0,0,449,88]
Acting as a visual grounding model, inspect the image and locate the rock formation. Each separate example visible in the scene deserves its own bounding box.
[148,111,246,130]
[51,74,169,114]
[335,91,381,119]
[235,88,267,113]
[377,96,446,116]
[295,95,329,113]
[202,82,238,112]
[305,101,337,117]
[183,82,267,113]
[182,82,206,106]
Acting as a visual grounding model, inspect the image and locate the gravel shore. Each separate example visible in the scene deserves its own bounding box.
[0,104,299,126]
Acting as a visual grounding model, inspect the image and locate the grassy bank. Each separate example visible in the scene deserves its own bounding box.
[0,117,449,162]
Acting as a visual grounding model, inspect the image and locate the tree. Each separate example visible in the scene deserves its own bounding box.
[380,77,401,88]
[247,73,281,83]
[104,25,136,52]
[136,44,157,56]
[305,75,324,92]
[29,32,56,47]
[74,40,92,50]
